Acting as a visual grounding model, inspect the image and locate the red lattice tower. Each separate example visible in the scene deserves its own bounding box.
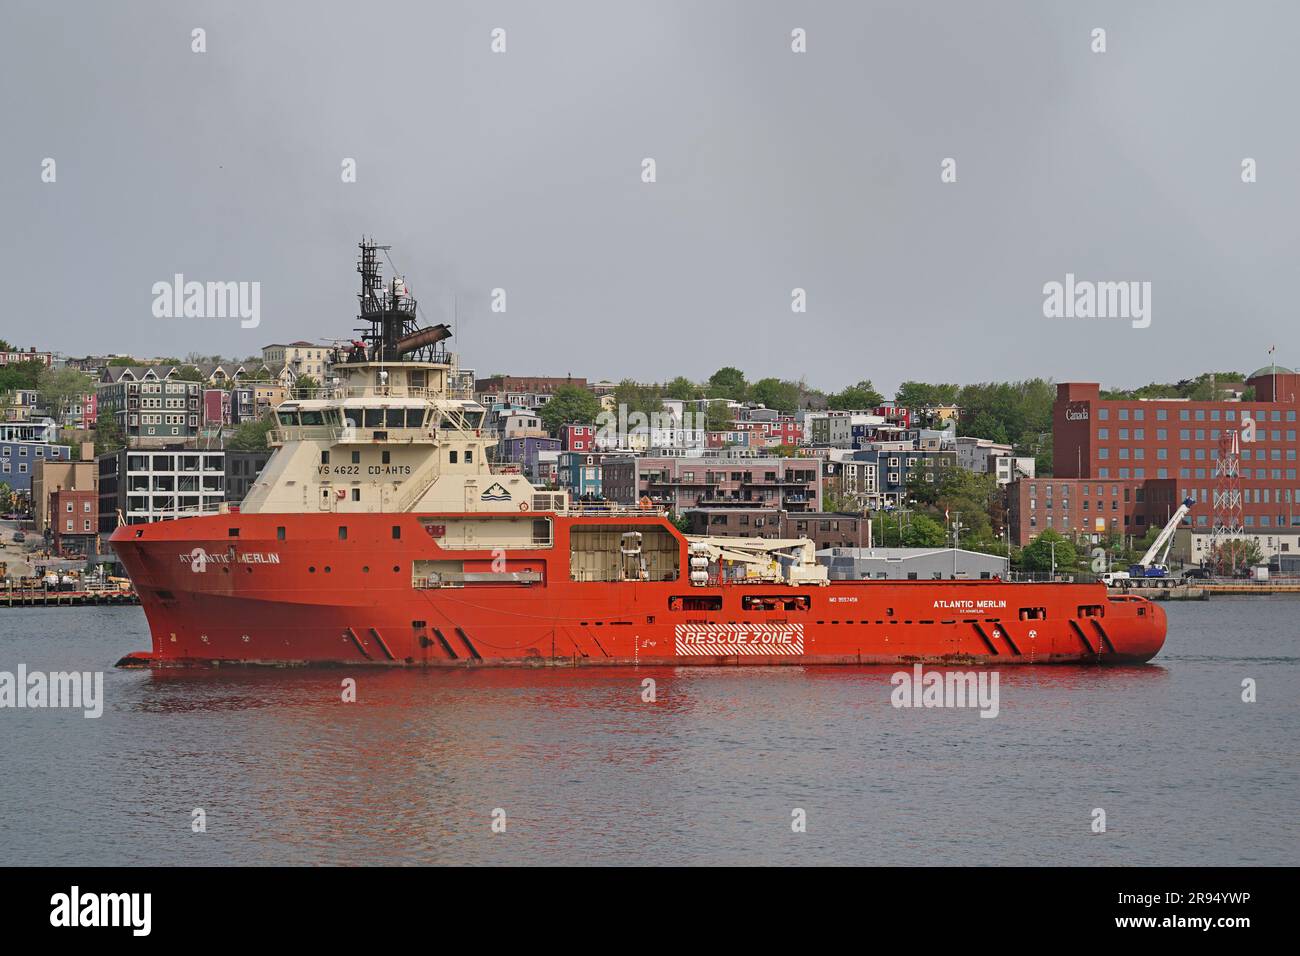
[1210,429,1244,573]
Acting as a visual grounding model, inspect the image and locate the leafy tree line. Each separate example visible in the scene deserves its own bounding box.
[897,378,1055,474]
[1101,371,1252,402]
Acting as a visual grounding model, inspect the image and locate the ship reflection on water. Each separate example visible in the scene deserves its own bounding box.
[0,602,1290,866]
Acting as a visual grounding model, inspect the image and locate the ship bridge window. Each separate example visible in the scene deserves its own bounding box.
[363,409,384,429]
[386,409,406,428]
[299,409,329,426]
[463,409,485,429]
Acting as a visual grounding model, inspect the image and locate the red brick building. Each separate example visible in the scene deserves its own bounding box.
[0,346,54,368]
[1054,368,1300,536]
[50,488,98,554]
[1006,477,1182,546]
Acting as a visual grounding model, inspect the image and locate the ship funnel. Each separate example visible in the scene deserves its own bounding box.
[395,323,451,356]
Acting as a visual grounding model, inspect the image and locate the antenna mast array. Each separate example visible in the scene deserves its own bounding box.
[352,236,450,364]
[1210,429,1244,573]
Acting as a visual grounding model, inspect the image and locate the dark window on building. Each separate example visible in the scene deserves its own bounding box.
[392,525,401,540]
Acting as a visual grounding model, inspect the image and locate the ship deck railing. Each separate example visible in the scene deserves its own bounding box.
[547,503,670,517]
[268,425,443,444]
[288,385,472,401]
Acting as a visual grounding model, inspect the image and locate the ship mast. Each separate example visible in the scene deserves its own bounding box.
[354,237,450,364]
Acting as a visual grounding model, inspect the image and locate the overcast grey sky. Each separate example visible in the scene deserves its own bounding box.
[2,1,1297,395]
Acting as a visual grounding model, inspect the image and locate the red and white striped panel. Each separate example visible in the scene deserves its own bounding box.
[674,622,804,656]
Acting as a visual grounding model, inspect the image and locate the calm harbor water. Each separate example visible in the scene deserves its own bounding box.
[0,600,1295,866]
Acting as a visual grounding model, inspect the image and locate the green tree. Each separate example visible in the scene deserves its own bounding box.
[707,367,748,400]
[827,380,884,410]
[669,511,694,535]
[664,376,699,400]
[964,411,1010,444]
[95,405,126,455]
[613,379,664,419]
[293,374,320,396]
[703,399,734,432]
[0,359,46,392]
[540,384,602,433]
[749,377,801,414]
[1021,530,1077,573]
[1027,430,1053,477]
[228,413,276,451]
[822,487,861,513]
[37,366,94,423]
[895,381,960,408]
[955,379,1054,449]
[172,365,206,383]
[1208,537,1262,573]
[901,513,946,548]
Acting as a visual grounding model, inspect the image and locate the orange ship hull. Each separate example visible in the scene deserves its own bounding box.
[110,513,1166,667]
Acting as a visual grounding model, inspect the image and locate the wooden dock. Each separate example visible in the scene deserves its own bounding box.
[0,589,139,608]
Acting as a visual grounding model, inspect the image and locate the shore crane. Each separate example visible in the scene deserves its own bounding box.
[1126,496,1196,578]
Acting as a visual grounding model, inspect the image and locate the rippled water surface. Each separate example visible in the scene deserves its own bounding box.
[0,600,1295,865]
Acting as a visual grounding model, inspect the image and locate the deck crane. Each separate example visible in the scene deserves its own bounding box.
[685,536,830,586]
[1126,496,1196,578]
